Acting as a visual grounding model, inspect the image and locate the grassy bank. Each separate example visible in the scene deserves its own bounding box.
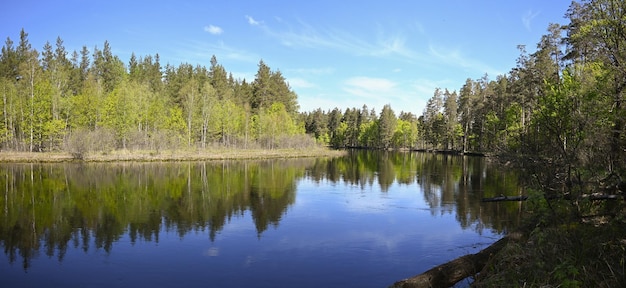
[0,147,347,163]
[473,194,626,288]
[474,220,625,287]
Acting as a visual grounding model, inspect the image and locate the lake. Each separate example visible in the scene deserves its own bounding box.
[0,150,524,287]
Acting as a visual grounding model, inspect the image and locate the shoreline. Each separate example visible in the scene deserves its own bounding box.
[0,148,347,163]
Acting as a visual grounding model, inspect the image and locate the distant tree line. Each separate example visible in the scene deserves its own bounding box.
[0,30,308,155]
[302,105,418,150]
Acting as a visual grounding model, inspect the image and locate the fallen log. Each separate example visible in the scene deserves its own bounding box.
[389,232,522,288]
[481,195,528,202]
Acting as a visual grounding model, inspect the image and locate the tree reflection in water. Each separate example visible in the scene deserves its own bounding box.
[0,151,523,270]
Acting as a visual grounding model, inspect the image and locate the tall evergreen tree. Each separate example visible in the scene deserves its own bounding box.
[252,60,271,111]
[378,104,397,149]
[209,55,232,101]
[443,89,459,150]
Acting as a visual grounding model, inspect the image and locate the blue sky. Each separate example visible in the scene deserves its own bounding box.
[1,0,571,115]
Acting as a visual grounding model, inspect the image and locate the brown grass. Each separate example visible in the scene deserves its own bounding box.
[0,148,346,163]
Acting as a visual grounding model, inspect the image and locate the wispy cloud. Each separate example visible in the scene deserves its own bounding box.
[245,15,261,26]
[177,40,258,63]
[370,34,417,59]
[338,76,427,114]
[204,25,223,35]
[247,17,504,83]
[287,67,335,75]
[345,77,396,94]
[295,76,428,114]
[342,76,400,106]
[522,10,540,31]
[428,43,503,76]
[249,18,422,61]
[288,78,316,89]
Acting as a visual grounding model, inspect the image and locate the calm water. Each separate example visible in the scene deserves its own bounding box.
[0,151,524,287]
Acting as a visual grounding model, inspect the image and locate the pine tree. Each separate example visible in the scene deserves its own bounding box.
[378,104,397,149]
[443,89,459,150]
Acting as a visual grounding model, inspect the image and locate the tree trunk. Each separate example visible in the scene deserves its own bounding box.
[390,232,522,288]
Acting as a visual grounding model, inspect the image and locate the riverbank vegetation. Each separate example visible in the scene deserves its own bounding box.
[470,0,626,286]
[0,147,346,163]
[391,0,626,286]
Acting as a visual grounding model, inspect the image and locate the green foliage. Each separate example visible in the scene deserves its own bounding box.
[476,220,626,288]
[251,60,298,114]
[43,119,65,150]
[0,31,312,152]
[392,119,417,148]
[256,102,303,149]
[358,120,378,148]
[503,102,523,150]
[164,107,187,146]
[303,105,419,150]
[212,99,244,146]
[29,78,57,151]
[100,80,138,149]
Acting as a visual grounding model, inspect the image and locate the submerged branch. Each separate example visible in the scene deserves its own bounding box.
[482,193,624,202]
[482,195,528,202]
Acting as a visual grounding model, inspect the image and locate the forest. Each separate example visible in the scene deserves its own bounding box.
[0,25,425,156]
[0,32,310,156]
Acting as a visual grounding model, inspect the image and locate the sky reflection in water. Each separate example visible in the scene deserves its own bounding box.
[0,152,521,287]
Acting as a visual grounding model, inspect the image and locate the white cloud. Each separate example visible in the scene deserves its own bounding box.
[177,40,258,64]
[204,25,223,35]
[297,78,427,115]
[287,67,335,75]
[370,34,416,59]
[345,77,396,93]
[246,15,261,26]
[428,43,503,76]
[288,78,316,89]
[297,93,349,112]
[249,18,423,62]
[522,10,540,31]
[342,77,399,109]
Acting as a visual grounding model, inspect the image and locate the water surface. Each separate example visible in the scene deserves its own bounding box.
[0,151,523,287]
